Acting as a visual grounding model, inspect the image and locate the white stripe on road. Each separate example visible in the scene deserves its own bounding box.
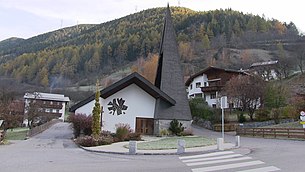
[192,160,265,172]
[186,156,252,166]
[179,151,234,160]
[182,154,243,163]
[236,166,281,172]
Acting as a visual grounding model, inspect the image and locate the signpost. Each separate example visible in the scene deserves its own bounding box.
[220,96,228,140]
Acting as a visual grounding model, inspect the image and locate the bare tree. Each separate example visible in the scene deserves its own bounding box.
[225,75,266,120]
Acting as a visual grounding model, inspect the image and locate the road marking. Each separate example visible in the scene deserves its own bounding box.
[192,160,265,172]
[186,156,252,166]
[182,154,243,163]
[236,166,281,172]
[179,151,234,160]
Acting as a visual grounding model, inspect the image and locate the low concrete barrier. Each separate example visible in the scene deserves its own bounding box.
[27,119,62,137]
[129,141,137,155]
[177,139,186,154]
[217,138,224,150]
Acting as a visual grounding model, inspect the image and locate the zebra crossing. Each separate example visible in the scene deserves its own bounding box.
[179,151,280,172]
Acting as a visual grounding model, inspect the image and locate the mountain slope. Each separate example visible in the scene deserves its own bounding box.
[0,7,302,87]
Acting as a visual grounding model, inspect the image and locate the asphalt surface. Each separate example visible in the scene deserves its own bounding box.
[1,123,304,171]
[0,123,189,172]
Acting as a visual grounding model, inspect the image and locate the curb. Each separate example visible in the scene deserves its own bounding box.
[78,144,241,156]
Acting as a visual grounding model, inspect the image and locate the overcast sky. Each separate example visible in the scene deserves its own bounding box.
[0,0,304,41]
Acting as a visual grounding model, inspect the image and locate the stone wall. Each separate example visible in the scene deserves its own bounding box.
[192,117,213,130]
[239,119,295,128]
[27,119,62,137]
[154,119,192,135]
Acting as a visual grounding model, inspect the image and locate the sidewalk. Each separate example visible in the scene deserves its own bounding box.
[79,125,250,155]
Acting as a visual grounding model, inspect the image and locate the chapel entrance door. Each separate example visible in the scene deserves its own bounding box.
[136,117,154,135]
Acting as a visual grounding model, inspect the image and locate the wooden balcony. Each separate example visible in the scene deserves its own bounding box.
[201,85,224,92]
[35,102,63,109]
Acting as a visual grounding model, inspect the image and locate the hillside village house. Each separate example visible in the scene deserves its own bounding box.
[23,92,70,126]
[69,6,192,135]
[249,60,278,81]
[185,66,246,108]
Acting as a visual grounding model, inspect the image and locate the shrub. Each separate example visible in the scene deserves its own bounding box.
[189,98,214,120]
[115,123,132,142]
[169,119,184,136]
[238,113,246,123]
[159,129,169,136]
[75,135,113,147]
[281,105,298,119]
[126,132,142,141]
[68,113,92,138]
[255,109,270,121]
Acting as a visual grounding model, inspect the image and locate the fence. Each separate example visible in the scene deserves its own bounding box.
[214,123,239,132]
[236,127,305,139]
[27,119,62,137]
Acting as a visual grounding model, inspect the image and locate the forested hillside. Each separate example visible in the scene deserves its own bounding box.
[0,7,303,87]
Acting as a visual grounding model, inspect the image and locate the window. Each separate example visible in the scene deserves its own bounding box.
[45,109,50,113]
[204,82,207,87]
[212,104,217,108]
[56,109,60,113]
[196,82,201,88]
[190,84,193,90]
[210,92,217,99]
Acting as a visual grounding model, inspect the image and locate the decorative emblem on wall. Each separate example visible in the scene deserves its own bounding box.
[108,98,128,116]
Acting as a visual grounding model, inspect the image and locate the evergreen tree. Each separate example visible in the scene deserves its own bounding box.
[91,80,101,138]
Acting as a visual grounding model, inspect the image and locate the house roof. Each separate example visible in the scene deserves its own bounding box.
[24,92,70,102]
[154,5,192,121]
[185,66,245,86]
[69,72,176,112]
[250,60,278,68]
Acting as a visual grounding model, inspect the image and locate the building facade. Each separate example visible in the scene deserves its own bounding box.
[24,92,70,126]
[185,66,246,108]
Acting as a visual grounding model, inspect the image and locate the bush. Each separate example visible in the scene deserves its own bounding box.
[238,113,246,123]
[255,109,270,121]
[115,123,132,142]
[68,113,92,138]
[126,132,142,141]
[75,135,113,147]
[168,119,184,136]
[159,129,169,136]
[281,105,298,119]
[189,98,214,120]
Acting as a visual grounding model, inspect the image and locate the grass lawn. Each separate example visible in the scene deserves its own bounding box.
[126,136,216,150]
[4,128,29,140]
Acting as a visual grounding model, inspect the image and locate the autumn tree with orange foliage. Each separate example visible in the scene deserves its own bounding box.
[131,53,159,84]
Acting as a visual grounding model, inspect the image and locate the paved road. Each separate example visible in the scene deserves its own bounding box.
[1,123,304,171]
[0,123,189,172]
[192,125,305,172]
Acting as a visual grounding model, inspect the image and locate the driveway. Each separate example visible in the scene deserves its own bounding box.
[0,122,189,172]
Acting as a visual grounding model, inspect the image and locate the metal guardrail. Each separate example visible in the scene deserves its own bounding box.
[236,127,305,139]
[27,119,62,137]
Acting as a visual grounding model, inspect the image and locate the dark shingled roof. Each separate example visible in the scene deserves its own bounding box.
[69,72,175,112]
[154,5,192,121]
[185,66,246,86]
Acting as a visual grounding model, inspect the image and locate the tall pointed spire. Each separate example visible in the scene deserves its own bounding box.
[154,5,191,121]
